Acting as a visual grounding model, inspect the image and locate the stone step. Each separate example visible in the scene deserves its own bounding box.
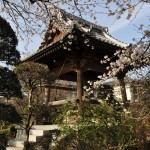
[29,129,44,136]
[7,125,60,150]
[32,125,59,130]
[29,135,38,142]
[8,140,24,148]
[6,147,23,150]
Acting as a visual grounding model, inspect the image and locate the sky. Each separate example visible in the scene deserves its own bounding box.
[16,2,150,59]
[108,4,150,43]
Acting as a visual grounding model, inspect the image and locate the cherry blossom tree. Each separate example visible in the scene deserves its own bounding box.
[0,0,149,39]
[95,24,150,105]
[1,0,149,104]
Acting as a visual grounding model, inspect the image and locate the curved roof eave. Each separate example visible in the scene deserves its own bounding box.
[22,31,72,62]
[76,26,129,49]
[22,24,129,62]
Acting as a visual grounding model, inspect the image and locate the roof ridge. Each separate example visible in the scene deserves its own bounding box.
[58,8,107,32]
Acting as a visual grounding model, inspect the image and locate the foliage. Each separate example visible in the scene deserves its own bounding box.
[0,133,7,150]
[32,104,58,124]
[142,73,150,106]
[0,16,21,100]
[98,44,149,81]
[14,62,54,92]
[0,67,22,100]
[1,0,149,104]
[14,62,55,149]
[129,102,150,150]
[55,101,140,150]
[0,127,17,149]
[95,36,149,104]
[0,128,11,137]
[0,126,17,150]
[0,0,149,42]
[0,15,21,149]
[0,15,20,65]
[0,103,22,128]
[0,126,16,138]
[97,84,114,102]
[133,68,150,107]
[15,98,60,149]
[14,61,55,107]
[126,69,150,149]
[17,98,57,125]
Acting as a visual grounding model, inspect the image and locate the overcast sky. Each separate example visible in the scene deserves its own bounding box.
[17,3,150,59]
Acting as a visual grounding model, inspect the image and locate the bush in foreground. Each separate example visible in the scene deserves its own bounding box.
[55,100,149,150]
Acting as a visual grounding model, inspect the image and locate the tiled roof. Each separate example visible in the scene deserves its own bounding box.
[23,9,128,62]
[38,9,128,50]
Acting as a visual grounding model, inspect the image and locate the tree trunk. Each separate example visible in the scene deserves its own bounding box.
[117,76,128,107]
[24,107,34,150]
[28,89,33,107]
[24,90,34,150]
[44,86,50,104]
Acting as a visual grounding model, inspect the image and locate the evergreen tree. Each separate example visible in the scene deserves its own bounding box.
[0,16,21,100]
[0,67,22,100]
[0,102,22,127]
[0,15,20,65]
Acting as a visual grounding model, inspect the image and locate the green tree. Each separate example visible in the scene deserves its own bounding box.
[55,101,139,150]
[0,16,21,100]
[0,132,7,150]
[14,61,55,150]
[1,0,149,105]
[14,62,54,107]
[0,102,22,129]
[0,102,22,150]
[0,15,20,65]
[0,67,22,100]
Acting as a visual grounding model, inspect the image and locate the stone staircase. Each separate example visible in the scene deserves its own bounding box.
[6,125,59,150]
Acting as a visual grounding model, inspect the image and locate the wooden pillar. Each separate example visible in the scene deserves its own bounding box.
[75,59,84,113]
[76,67,83,113]
[77,67,83,101]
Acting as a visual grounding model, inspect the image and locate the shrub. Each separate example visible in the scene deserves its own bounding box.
[0,132,7,150]
[0,126,18,150]
[55,101,139,150]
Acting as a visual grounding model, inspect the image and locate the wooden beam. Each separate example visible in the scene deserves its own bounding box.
[83,62,106,73]
[49,85,76,91]
[51,63,74,76]
[58,73,76,81]
[48,99,75,106]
